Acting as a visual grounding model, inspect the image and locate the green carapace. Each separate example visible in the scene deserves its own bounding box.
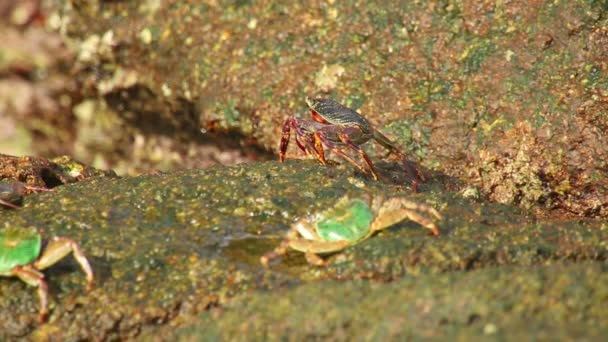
[0,227,41,274]
[316,199,374,242]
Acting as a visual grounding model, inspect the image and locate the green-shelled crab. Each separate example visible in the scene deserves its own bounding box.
[0,227,94,322]
[261,194,441,267]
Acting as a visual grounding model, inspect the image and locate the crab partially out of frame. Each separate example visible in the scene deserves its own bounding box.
[0,226,94,322]
[0,180,53,209]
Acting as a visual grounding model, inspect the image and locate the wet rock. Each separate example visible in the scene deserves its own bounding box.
[0,160,605,339]
[169,262,608,340]
[0,154,116,189]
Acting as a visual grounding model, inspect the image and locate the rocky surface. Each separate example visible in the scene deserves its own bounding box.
[0,160,606,340]
[0,0,607,340]
[45,0,608,216]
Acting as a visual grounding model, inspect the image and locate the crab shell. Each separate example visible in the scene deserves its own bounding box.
[304,96,374,143]
[304,97,370,128]
[0,227,41,275]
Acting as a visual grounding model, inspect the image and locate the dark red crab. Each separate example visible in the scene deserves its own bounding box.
[279,97,425,191]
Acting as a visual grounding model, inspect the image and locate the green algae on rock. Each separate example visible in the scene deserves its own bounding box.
[0,160,606,339]
[169,262,608,340]
[36,0,607,217]
[0,154,116,189]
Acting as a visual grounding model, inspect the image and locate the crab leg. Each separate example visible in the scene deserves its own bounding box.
[294,134,308,154]
[261,229,301,267]
[373,129,426,183]
[261,235,350,267]
[312,133,327,164]
[280,119,306,158]
[34,237,94,291]
[288,238,350,254]
[371,208,441,236]
[11,265,49,322]
[336,133,380,180]
[371,129,399,156]
[280,118,315,161]
[22,184,54,193]
[279,119,294,162]
[371,198,442,235]
[402,210,441,235]
[0,198,21,209]
[280,118,327,164]
[315,131,371,177]
[299,133,327,164]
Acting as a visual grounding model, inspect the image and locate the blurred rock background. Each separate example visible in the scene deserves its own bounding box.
[0,0,269,176]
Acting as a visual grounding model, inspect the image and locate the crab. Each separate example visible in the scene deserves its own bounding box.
[260,194,441,267]
[280,97,426,191]
[0,226,94,322]
[0,180,53,209]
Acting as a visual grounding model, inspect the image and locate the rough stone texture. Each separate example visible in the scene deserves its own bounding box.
[0,0,79,157]
[170,262,608,341]
[0,160,606,340]
[1,0,608,339]
[17,0,603,216]
[0,153,115,187]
